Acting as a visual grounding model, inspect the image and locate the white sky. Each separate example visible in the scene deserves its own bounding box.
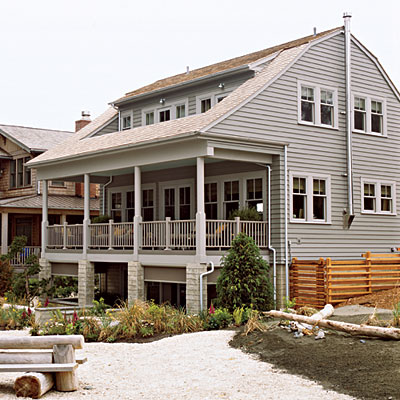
[0,0,399,131]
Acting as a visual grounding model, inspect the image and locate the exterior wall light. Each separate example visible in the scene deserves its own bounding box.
[218,83,225,89]
[160,98,166,104]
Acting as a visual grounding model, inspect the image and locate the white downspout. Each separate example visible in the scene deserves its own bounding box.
[344,12,355,226]
[266,166,277,307]
[284,145,289,299]
[200,262,214,312]
[102,176,113,215]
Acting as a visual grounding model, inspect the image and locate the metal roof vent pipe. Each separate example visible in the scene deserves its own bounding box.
[343,11,355,229]
[75,111,91,132]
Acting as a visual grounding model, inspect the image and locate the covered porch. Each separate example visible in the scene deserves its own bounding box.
[35,133,284,311]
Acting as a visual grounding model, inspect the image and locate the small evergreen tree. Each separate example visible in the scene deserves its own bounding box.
[216,233,273,311]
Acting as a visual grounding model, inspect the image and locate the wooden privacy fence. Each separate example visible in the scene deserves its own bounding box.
[290,252,400,308]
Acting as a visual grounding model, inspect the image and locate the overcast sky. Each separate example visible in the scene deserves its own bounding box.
[0,0,399,131]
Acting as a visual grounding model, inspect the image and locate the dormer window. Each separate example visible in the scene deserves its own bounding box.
[176,104,185,119]
[121,111,132,131]
[145,111,154,125]
[142,98,188,126]
[159,109,171,122]
[201,98,212,113]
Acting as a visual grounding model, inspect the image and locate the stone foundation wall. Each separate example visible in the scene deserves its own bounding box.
[78,260,94,307]
[128,261,144,304]
[186,263,207,314]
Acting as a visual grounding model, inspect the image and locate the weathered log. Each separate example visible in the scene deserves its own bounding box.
[0,335,84,349]
[53,344,78,392]
[265,310,400,340]
[0,351,52,365]
[14,372,54,398]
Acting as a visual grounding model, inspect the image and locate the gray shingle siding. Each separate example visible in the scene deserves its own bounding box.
[208,33,400,260]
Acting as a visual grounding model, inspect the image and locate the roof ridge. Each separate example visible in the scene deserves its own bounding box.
[0,123,72,134]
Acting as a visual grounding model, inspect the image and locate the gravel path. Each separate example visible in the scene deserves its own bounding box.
[0,330,353,399]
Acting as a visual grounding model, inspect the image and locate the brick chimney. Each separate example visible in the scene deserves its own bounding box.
[75,111,91,132]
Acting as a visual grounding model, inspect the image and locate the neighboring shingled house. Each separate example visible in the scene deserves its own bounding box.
[0,119,100,262]
[28,16,400,311]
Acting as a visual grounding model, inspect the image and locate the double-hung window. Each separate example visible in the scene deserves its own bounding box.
[121,112,132,130]
[176,104,185,119]
[111,192,122,222]
[205,182,218,219]
[10,157,31,189]
[159,109,171,122]
[200,98,212,113]
[353,95,386,136]
[361,179,395,214]
[126,191,134,221]
[145,111,154,125]
[246,178,263,213]
[290,173,331,223]
[223,180,239,219]
[298,81,338,129]
[142,189,154,221]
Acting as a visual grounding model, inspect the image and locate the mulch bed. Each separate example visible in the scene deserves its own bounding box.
[231,289,400,400]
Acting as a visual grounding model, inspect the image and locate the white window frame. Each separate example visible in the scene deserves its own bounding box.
[141,98,188,126]
[360,178,396,215]
[297,80,339,130]
[159,179,195,220]
[352,93,387,137]
[204,171,266,220]
[108,184,156,222]
[195,91,232,114]
[289,171,332,224]
[120,110,133,131]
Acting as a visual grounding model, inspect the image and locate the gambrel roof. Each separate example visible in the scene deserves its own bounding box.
[114,27,340,104]
[0,124,73,153]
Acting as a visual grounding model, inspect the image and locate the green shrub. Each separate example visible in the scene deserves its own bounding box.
[0,306,35,330]
[228,207,261,221]
[92,215,111,223]
[203,307,233,330]
[36,301,204,342]
[216,233,273,312]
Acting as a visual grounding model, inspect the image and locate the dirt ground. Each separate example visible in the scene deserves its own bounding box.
[231,294,400,400]
[338,287,400,309]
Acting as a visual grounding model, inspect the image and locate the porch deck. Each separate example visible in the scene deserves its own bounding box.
[46,218,268,252]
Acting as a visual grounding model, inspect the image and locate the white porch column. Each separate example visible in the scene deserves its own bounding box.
[196,157,206,260]
[60,214,67,224]
[83,174,90,256]
[1,212,8,254]
[133,166,142,259]
[41,180,48,255]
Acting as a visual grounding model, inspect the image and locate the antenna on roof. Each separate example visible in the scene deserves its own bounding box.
[313,27,317,36]
[186,66,190,74]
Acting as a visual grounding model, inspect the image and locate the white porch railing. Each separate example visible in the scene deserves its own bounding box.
[47,224,83,249]
[10,246,41,267]
[89,221,134,249]
[46,219,268,251]
[206,219,268,249]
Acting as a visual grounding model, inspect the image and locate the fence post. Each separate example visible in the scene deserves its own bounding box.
[365,251,372,294]
[326,258,332,304]
[318,257,326,308]
[165,217,171,250]
[63,222,68,250]
[290,257,298,302]
[108,220,114,250]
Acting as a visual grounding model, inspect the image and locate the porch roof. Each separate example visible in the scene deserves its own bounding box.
[0,195,100,211]
[28,27,342,170]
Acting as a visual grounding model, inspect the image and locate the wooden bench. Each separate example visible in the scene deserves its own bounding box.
[0,335,86,398]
